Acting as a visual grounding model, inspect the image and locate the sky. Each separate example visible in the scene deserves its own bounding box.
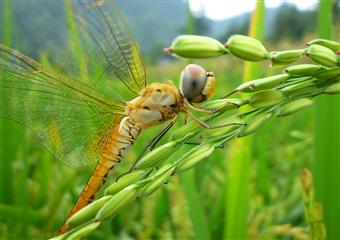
[189,0,318,20]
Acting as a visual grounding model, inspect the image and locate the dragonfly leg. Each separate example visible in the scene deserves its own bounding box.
[186,110,245,129]
[184,141,224,148]
[184,98,239,114]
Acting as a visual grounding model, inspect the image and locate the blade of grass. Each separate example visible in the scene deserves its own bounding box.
[181,171,211,240]
[36,53,54,208]
[253,132,269,200]
[152,189,174,239]
[164,188,178,239]
[0,2,27,237]
[314,1,340,239]
[209,184,226,239]
[64,1,89,83]
[224,137,251,239]
[14,149,29,238]
[0,0,14,207]
[224,2,265,239]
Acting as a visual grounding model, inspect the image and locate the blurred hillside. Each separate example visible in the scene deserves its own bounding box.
[1,1,339,62]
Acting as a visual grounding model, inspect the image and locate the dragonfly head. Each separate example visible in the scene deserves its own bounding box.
[179,64,216,103]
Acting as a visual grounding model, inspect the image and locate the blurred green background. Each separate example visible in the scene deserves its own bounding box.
[0,0,339,239]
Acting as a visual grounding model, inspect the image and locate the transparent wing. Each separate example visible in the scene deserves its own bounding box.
[71,0,147,97]
[0,44,127,168]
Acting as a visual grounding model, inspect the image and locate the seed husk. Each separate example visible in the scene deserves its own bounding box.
[165,35,229,59]
[201,116,242,139]
[170,118,206,141]
[176,144,215,173]
[66,222,101,240]
[285,76,314,84]
[270,49,306,67]
[49,236,62,240]
[310,202,323,222]
[104,170,146,195]
[307,39,340,52]
[324,81,340,94]
[300,168,314,204]
[140,163,175,196]
[225,35,269,61]
[66,196,111,228]
[284,64,325,76]
[247,90,284,108]
[238,112,272,137]
[300,167,313,193]
[312,223,326,239]
[277,98,313,117]
[306,44,338,67]
[234,74,289,93]
[314,67,340,80]
[200,98,243,112]
[135,141,179,169]
[288,85,322,97]
[95,184,139,222]
[281,78,318,92]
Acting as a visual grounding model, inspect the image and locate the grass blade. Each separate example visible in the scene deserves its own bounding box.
[314,1,340,239]
[181,171,211,240]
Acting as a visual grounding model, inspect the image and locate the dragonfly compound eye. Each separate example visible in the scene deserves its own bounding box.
[179,64,207,100]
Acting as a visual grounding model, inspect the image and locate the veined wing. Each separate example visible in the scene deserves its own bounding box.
[0,44,127,168]
[71,0,147,97]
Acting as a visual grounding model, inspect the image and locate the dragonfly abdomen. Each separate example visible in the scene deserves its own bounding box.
[59,117,141,234]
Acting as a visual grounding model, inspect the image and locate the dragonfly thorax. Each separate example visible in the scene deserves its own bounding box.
[127,83,183,129]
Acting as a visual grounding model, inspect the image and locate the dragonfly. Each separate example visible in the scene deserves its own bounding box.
[0,0,238,234]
